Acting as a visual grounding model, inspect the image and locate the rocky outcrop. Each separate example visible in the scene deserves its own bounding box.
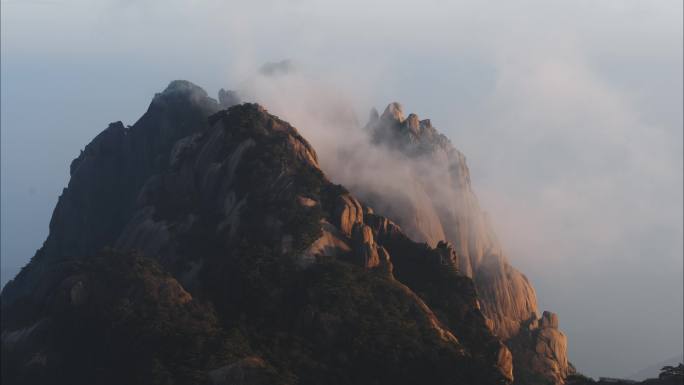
[365,211,515,383]
[351,223,381,268]
[1,83,515,385]
[333,194,364,237]
[435,241,460,268]
[381,102,405,122]
[509,312,570,385]
[355,103,571,384]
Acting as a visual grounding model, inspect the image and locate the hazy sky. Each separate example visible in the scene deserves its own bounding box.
[1,0,682,379]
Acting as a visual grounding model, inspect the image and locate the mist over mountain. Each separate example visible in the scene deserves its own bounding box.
[2,80,681,385]
[1,1,681,381]
[1,81,519,384]
[629,354,684,382]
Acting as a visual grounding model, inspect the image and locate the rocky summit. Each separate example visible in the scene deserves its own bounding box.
[3,80,573,385]
[354,101,574,385]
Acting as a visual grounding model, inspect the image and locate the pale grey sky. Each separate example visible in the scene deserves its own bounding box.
[1,0,682,379]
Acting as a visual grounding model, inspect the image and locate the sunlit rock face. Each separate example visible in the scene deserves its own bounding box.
[1,82,515,385]
[344,102,572,384]
[510,311,571,384]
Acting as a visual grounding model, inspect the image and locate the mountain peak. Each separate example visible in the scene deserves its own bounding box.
[159,79,209,99]
[368,102,452,157]
[1,82,578,385]
[381,102,405,122]
[1,83,519,384]
[356,101,572,384]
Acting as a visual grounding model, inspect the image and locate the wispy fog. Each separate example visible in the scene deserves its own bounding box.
[1,0,681,378]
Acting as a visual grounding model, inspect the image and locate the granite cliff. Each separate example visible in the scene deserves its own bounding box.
[328,102,573,384]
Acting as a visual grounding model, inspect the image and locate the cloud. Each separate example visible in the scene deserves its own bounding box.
[259,59,296,77]
[225,22,682,375]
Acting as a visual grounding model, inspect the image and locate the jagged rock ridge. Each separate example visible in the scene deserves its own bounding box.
[2,81,518,385]
[343,101,573,384]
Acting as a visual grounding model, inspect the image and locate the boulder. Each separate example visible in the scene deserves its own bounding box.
[352,223,381,268]
[405,113,421,135]
[540,311,560,329]
[334,194,364,237]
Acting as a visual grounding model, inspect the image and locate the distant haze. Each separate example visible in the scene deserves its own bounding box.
[629,354,684,381]
[1,0,682,378]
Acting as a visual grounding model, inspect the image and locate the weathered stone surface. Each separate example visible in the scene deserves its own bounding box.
[286,132,320,168]
[359,102,571,384]
[510,312,572,385]
[405,113,421,135]
[333,193,364,237]
[366,212,515,384]
[381,102,405,123]
[300,220,351,266]
[364,103,542,338]
[376,245,394,273]
[435,241,460,269]
[540,311,560,329]
[498,345,515,383]
[351,223,381,268]
[297,195,318,207]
